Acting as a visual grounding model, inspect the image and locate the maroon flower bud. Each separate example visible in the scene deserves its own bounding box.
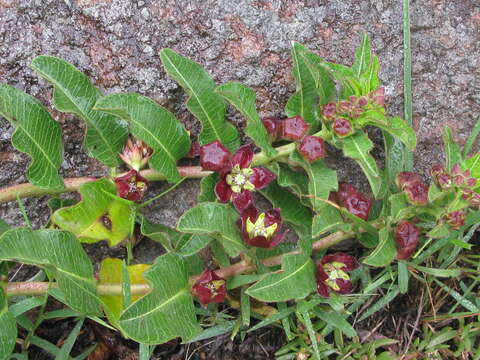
[322,103,337,118]
[430,164,445,177]
[338,100,351,113]
[239,206,287,248]
[404,182,428,206]
[394,221,420,260]
[445,210,465,229]
[371,87,385,107]
[297,136,326,162]
[199,141,231,171]
[358,96,368,107]
[332,118,353,137]
[262,117,282,142]
[191,269,226,305]
[114,169,149,202]
[466,178,477,188]
[316,253,359,298]
[119,137,153,171]
[186,141,200,158]
[395,172,423,190]
[470,193,480,206]
[280,116,309,141]
[330,182,372,221]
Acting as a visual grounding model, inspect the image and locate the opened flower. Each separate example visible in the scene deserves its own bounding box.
[329,182,372,221]
[239,206,287,248]
[200,141,276,212]
[191,269,226,305]
[114,170,148,202]
[316,253,359,298]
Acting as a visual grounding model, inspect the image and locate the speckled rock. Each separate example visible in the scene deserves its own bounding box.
[1,0,479,233]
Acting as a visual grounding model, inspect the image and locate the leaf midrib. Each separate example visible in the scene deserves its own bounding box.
[32,62,117,159]
[162,52,223,143]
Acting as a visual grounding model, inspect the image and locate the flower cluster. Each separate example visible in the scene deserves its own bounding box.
[262,116,326,163]
[395,171,428,206]
[394,220,420,260]
[431,164,479,206]
[321,87,385,138]
[329,182,373,221]
[316,253,359,298]
[199,142,276,212]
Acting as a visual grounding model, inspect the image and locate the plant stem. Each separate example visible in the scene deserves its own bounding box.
[5,230,352,297]
[403,0,414,171]
[0,141,302,204]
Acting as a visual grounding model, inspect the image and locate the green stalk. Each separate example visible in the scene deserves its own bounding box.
[403,0,414,171]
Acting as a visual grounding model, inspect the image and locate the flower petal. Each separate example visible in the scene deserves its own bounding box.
[114,169,149,202]
[200,141,231,171]
[335,278,353,294]
[246,235,271,248]
[231,144,254,169]
[321,252,359,271]
[264,208,282,227]
[240,205,259,228]
[215,179,233,203]
[317,282,330,298]
[250,167,276,190]
[232,190,254,212]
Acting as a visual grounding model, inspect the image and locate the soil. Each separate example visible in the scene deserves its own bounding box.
[1,0,480,359]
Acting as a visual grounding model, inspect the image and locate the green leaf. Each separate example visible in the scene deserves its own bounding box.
[383,132,405,184]
[363,116,417,151]
[94,93,190,182]
[176,235,213,256]
[118,253,201,344]
[273,163,309,196]
[410,264,461,278]
[463,116,480,157]
[31,56,127,167]
[140,217,179,252]
[463,153,480,180]
[311,206,344,237]
[0,228,101,315]
[259,181,312,237]
[397,260,409,294]
[52,179,135,247]
[198,173,218,202]
[215,82,276,157]
[0,84,64,190]
[315,310,356,338]
[55,317,84,360]
[352,34,372,78]
[342,132,384,198]
[290,152,338,211]
[363,227,396,267]
[246,253,316,302]
[442,125,462,171]
[177,202,246,257]
[357,286,400,322]
[285,42,335,129]
[159,49,239,151]
[359,55,380,93]
[98,258,150,325]
[0,288,16,360]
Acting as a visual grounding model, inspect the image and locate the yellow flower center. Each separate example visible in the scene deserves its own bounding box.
[323,261,349,291]
[205,279,225,296]
[245,213,278,239]
[226,164,255,193]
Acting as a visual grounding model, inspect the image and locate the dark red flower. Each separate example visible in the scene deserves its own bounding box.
[262,117,282,142]
[280,116,309,141]
[199,141,230,171]
[191,269,226,305]
[322,103,337,118]
[239,206,287,248]
[297,136,326,162]
[445,210,465,229]
[394,221,420,260]
[200,142,276,212]
[316,253,359,298]
[114,170,149,202]
[404,182,428,206]
[395,172,423,190]
[329,182,372,221]
[332,118,353,137]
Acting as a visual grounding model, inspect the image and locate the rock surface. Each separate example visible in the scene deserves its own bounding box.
[1,0,479,230]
